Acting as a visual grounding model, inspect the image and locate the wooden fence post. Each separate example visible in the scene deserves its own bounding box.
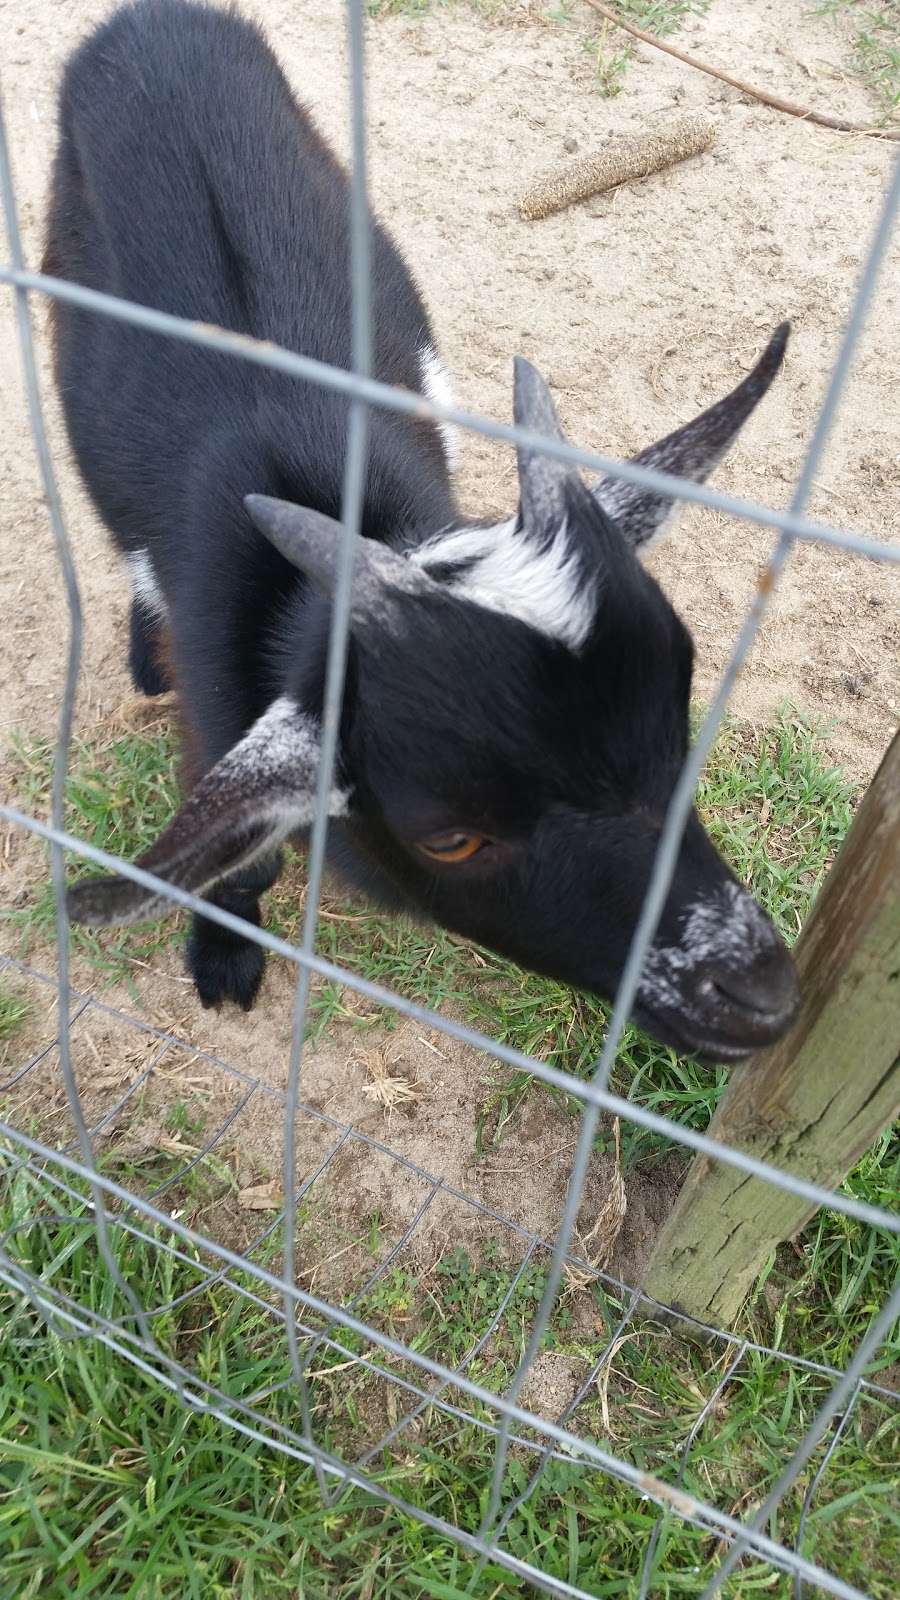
[642,729,900,1327]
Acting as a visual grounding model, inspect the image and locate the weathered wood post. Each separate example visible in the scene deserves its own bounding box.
[642,729,900,1326]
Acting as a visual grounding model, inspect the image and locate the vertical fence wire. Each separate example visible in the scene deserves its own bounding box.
[0,89,160,1355]
[472,1286,643,1585]
[278,0,373,1490]
[689,151,900,1594]
[476,143,900,1548]
[1,3,898,1595]
[699,1274,900,1599]
[637,1341,751,1600]
[793,1392,863,1600]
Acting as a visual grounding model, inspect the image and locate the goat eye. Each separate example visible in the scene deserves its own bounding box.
[416,831,488,864]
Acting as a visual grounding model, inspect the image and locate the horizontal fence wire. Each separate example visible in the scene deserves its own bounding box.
[1,261,898,570]
[5,979,890,1593]
[1,2,898,1597]
[0,1121,888,1600]
[4,810,898,1237]
[3,950,898,1400]
[7,1264,879,1600]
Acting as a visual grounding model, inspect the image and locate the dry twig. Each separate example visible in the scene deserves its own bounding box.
[583,0,900,141]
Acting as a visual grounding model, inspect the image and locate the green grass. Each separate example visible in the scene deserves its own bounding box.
[580,0,710,98]
[0,985,30,1044]
[1,703,857,1119]
[367,0,442,16]
[4,727,181,993]
[364,0,710,100]
[1,1151,897,1598]
[2,706,897,1595]
[815,0,900,119]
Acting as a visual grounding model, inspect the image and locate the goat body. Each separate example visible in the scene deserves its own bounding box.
[47,0,799,1062]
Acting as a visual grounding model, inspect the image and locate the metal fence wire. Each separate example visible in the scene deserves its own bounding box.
[1,3,899,1595]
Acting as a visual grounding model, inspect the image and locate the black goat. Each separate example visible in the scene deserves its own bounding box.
[45,0,799,1062]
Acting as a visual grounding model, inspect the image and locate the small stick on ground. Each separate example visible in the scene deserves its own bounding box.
[518,113,716,221]
[583,0,900,142]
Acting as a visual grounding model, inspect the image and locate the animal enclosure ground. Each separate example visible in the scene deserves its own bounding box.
[3,709,897,1592]
[1,0,899,1594]
[1,0,898,776]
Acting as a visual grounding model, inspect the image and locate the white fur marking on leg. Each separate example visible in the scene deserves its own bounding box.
[418,344,461,472]
[126,550,168,621]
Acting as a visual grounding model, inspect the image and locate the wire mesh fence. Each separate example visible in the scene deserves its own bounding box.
[1,2,899,1595]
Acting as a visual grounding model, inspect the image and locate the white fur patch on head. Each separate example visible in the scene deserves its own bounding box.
[126,549,167,621]
[418,343,461,472]
[410,516,597,651]
[637,881,776,1015]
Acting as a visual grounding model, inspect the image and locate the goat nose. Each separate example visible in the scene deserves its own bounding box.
[701,943,801,1040]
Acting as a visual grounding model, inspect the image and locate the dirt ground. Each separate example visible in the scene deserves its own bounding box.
[1,0,898,768]
[1,0,898,1408]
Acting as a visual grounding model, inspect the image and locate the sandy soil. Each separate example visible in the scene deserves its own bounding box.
[1,0,898,769]
[1,0,898,1422]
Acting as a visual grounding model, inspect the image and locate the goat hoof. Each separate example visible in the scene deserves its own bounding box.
[130,655,171,697]
[186,928,266,1011]
[128,605,172,697]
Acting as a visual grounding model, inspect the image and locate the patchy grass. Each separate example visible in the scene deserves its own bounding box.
[366,0,510,15]
[4,728,181,992]
[580,0,710,98]
[1,1143,897,1599]
[816,0,900,120]
[364,0,900,116]
[367,0,442,15]
[0,985,30,1044]
[364,0,710,99]
[2,705,896,1595]
[3,703,857,1104]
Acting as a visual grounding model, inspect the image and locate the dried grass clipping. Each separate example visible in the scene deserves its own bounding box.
[565,1119,627,1302]
[518,113,716,221]
[357,1042,422,1116]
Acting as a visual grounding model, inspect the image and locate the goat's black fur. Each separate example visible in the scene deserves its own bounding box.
[47,0,800,1060]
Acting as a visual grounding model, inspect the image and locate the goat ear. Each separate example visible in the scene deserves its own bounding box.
[512,356,575,535]
[244,494,430,613]
[66,698,348,927]
[593,322,790,551]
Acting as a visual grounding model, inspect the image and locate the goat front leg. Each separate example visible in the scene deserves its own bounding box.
[186,849,283,1011]
[128,597,173,698]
